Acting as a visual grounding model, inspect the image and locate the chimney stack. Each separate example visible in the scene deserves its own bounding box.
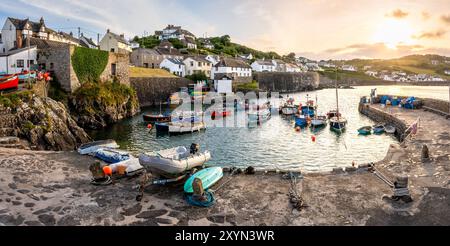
[107,29,110,33]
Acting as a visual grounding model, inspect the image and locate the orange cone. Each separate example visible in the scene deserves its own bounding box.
[103,166,113,176]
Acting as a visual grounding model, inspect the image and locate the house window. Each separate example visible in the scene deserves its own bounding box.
[50,63,54,70]
[179,65,181,69]
[191,61,194,66]
[16,59,24,68]
[198,62,201,67]
[111,48,115,52]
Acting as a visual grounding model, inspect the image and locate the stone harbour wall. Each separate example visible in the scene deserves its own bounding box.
[255,72,319,93]
[130,77,191,107]
[358,103,408,141]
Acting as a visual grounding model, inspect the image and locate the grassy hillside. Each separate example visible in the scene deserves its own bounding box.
[335,54,450,80]
[129,67,177,78]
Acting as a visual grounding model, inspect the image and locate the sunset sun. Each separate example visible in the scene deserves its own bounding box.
[372,19,415,49]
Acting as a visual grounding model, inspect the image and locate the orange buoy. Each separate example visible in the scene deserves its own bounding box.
[147,123,152,129]
[103,166,113,176]
[311,135,316,142]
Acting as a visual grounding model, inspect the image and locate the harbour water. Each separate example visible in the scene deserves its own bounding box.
[89,85,449,172]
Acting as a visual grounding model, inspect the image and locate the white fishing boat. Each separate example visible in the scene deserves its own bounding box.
[169,121,206,135]
[139,144,211,177]
[329,68,347,133]
[78,140,119,155]
[248,108,271,124]
[311,115,327,127]
[280,97,298,115]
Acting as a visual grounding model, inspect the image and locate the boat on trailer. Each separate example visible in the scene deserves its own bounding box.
[139,144,211,178]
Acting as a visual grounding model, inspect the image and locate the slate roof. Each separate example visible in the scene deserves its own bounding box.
[185,56,211,64]
[215,58,251,69]
[165,58,185,65]
[107,31,128,44]
[27,37,70,49]
[0,46,37,57]
[80,35,97,47]
[254,60,275,66]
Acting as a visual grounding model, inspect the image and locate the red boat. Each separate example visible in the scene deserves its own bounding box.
[0,75,19,91]
[211,110,231,119]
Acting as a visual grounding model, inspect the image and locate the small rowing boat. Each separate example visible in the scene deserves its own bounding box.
[184,167,223,193]
[373,125,385,134]
[358,126,372,135]
[385,125,396,134]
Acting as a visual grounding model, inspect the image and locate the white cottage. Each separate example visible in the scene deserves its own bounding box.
[0,46,37,74]
[251,59,276,72]
[211,57,252,80]
[214,74,233,94]
[183,56,212,77]
[160,58,185,77]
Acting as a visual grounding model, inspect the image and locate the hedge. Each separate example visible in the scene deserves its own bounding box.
[71,47,109,83]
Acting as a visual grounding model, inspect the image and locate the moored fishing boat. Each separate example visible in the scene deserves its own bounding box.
[358,126,372,135]
[169,121,206,135]
[295,114,308,127]
[330,117,347,132]
[248,108,271,125]
[0,75,19,91]
[139,144,211,178]
[310,115,327,127]
[143,114,171,122]
[78,139,119,155]
[143,102,171,122]
[326,110,341,119]
[329,68,347,133]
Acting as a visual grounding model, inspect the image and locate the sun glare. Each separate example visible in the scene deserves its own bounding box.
[372,19,415,49]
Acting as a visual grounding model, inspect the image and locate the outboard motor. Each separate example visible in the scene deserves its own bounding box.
[190,143,200,155]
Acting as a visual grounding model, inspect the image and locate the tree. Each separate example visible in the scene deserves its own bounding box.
[168,38,185,49]
[185,72,208,82]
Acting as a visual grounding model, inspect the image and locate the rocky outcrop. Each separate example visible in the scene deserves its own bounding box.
[68,82,140,129]
[255,72,319,92]
[0,95,90,151]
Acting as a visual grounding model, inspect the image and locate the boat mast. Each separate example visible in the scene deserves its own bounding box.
[335,67,339,119]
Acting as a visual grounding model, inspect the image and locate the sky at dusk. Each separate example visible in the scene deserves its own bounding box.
[1,0,449,60]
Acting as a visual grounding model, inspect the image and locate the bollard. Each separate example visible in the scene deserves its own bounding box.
[421,144,430,162]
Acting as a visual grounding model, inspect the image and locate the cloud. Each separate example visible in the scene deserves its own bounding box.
[413,30,447,39]
[300,43,450,60]
[422,11,431,20]
[441,14,450,24]
[386,9,409,19]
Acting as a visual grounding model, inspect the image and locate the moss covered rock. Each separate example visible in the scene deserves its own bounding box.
[69,81,140,129]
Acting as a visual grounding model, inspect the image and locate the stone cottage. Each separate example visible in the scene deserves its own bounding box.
[31,38,129,93]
